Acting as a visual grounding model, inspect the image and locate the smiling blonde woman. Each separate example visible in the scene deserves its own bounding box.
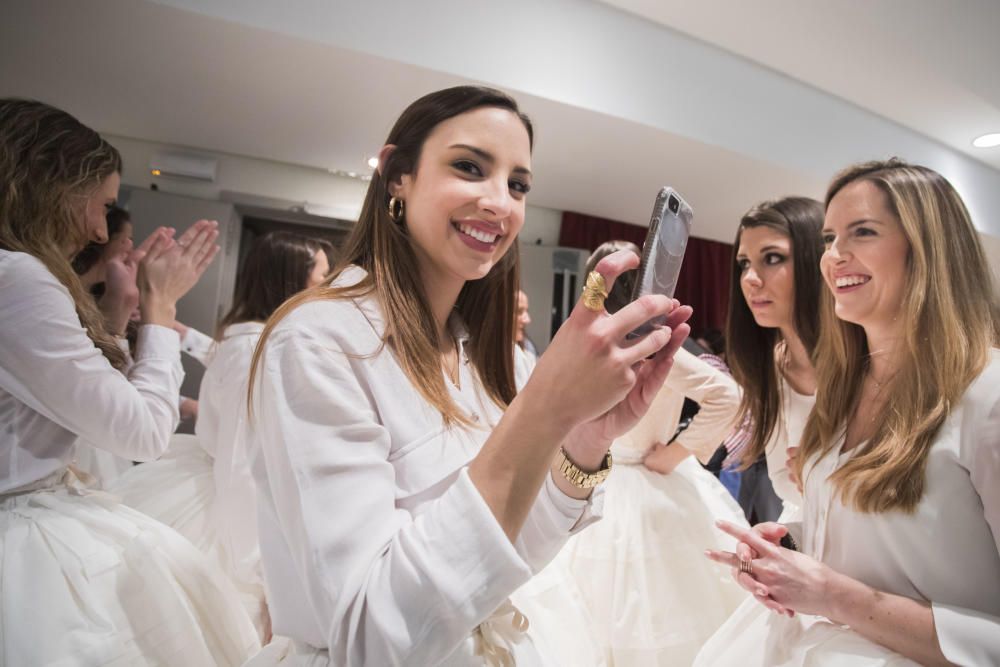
[699,159,1000,666]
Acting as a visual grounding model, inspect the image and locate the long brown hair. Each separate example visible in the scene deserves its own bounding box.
[217,231,323,337]
[724,197,825,467]
[0,99,127,370]
[799,159,999,513]
[249,86,533,425]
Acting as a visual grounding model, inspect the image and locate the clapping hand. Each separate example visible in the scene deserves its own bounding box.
[138,220,220,325]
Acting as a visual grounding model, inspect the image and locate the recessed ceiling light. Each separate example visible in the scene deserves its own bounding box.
[367,156,379,169]
[972,133,1000,148]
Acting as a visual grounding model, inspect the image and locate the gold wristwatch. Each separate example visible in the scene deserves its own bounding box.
[556,447,612,489]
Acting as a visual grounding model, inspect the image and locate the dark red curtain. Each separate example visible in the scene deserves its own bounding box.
[559,211,732,334]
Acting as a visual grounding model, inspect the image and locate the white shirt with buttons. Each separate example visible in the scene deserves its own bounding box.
[248,266,604,666]
[801,349,1000,665]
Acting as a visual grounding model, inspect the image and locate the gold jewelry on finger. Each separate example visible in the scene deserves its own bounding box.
[581,271,609,312]
[739,557,754,576]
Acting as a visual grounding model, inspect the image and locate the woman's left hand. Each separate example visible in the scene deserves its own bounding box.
[642,441,690,474]
[705,519,839,618]
[563,306,692,458]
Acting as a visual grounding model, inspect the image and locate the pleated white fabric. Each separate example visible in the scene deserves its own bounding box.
[111,434,268,638]
[0,468,259,666]
[692,601,919,667]
[537,457,749,667]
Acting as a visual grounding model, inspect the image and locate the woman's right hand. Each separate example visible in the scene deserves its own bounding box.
[521,249,691,464]
[708,520,793,615]
[138,220,220,326]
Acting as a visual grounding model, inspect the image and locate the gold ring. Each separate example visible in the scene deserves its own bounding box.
[581,271,609,312]
[738,557,754,576]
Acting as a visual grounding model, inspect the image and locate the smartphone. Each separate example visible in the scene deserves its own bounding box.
[629,186,693,336]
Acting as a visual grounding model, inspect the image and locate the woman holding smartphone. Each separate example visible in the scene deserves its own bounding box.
[245,86,691,666]
[699,159,1000,665]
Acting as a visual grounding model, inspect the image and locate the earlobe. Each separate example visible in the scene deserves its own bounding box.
[377,144,408,198]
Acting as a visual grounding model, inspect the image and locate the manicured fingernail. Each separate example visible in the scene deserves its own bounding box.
[757,588,767,597]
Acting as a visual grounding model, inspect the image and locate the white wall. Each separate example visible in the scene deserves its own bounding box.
[109,133,368,221]
[980,232,1000,285]
[108,133,565,243]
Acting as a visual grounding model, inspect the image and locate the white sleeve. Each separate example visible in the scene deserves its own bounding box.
[0,258,182,460]
[254,329,534,666]
[933,390,1000,665]
[510,343,604,572]
[668,349,741,462]
[515,472,604,572]
[181,326,215,366]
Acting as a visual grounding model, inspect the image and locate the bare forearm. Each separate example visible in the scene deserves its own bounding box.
[828,572,954,666]
[139,293,176,327]
[98,294,132,336]
[468,391,572,541]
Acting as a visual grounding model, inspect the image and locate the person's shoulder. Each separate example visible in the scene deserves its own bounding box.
[0,250,69,300]
[0,250,59,281]
[270,266,384,350]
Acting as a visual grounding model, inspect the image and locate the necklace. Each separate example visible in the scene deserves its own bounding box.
[442,334,461,390]
[844,368,898,451]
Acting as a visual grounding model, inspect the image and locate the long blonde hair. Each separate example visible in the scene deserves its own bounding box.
[798,159,999,513]
[249,86,531,425]
[0,99,127,370]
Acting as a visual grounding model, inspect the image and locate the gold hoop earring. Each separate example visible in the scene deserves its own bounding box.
[388,197,404,223]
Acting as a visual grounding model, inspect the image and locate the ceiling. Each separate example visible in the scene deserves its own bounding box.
[598,0,1000,170]
[2,0,998,244]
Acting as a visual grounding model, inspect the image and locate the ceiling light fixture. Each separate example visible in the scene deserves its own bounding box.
[367,156,379,169]
[972,133,1000,148]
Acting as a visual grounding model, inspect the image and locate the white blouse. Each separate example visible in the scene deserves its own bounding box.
[765,375,813,519]
[249,267,603,666]
[801,349,1000,665]
[181,325,215,366]
[196,321,265,587]
[0,251,182,492]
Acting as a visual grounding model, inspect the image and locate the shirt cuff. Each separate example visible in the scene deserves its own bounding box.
[932,602,1000,666]
[134,324,181,362]
[426,468,533,615]
[542,471,606,534]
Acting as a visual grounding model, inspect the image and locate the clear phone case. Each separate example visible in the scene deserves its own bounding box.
[630,186,693,336]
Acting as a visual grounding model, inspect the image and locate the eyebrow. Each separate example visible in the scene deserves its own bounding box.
[736,244,785,258]
[823,218,884,233]
[449,143,532,177]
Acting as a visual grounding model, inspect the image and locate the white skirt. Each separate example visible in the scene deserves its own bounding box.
[73,442,134,487]
[693,597,920,666]
[242,602,545,667]
[111,435,268,638]
[554,456,750,667]
[0,469,259,666]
